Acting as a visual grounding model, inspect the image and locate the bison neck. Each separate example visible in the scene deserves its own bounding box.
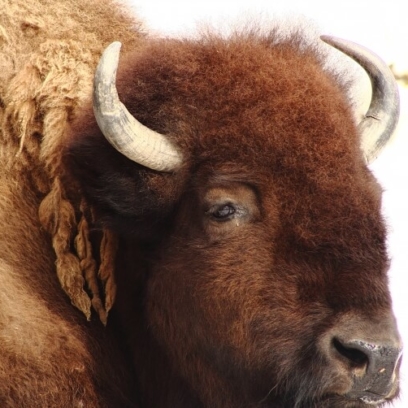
[113,237,203,408]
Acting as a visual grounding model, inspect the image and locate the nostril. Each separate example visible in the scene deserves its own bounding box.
[333,338,369,370]
[323,315,402,400]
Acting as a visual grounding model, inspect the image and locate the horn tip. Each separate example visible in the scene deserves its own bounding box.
[107,41,122,52]
[320,35,341,48]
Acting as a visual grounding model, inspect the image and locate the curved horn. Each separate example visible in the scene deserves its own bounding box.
[93,41,182,172]
[321,35,400,164]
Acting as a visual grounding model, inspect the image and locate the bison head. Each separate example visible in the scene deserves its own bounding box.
[65,31,402,407]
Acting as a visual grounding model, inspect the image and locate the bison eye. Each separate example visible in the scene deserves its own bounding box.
[203,186,255,226]
[207,203,243,222]
[213,204,235,219]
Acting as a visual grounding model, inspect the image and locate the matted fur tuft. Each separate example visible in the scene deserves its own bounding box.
[0,0,143,320]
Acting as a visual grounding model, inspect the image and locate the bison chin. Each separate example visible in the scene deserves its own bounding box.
[276,395,393,408]
[262,314,401,408]
[264,364,398,408]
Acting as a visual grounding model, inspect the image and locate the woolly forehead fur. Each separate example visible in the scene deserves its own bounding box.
[112,27,366,186]
[137,15,369,122]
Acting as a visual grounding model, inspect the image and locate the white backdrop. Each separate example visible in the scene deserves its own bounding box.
[127,1,408,405]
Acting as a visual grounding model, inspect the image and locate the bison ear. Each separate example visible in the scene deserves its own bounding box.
[64,111,180,237]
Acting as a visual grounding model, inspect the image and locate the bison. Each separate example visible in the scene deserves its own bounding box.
[0,0,402,407]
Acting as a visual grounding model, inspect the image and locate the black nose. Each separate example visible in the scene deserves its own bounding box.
[322,313,402,403]
[333,336,402,401]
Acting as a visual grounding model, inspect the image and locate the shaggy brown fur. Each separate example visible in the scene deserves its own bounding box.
[0,0,400,406]
[0,0,143,405]
[65,31,400,408]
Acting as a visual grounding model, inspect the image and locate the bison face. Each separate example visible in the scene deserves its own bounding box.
[144,167,401,408]
[65,33,402,408]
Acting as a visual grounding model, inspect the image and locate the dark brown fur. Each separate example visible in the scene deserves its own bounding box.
[65,32,396,407]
